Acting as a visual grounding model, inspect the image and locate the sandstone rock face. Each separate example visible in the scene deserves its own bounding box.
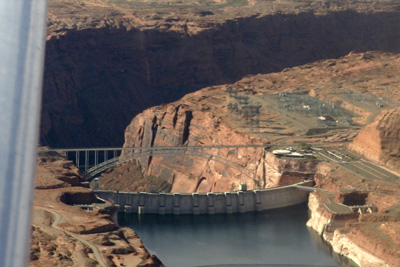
[308,161,400,267]
[122,88,317,193]
[349,107,400,172]
[331,229,394,267]
[118,50,400,194]
[32,151,163,266]
[306,193,334,235]
[42,0,400,147]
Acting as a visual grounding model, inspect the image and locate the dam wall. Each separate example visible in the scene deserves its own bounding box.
[94,180,313,215]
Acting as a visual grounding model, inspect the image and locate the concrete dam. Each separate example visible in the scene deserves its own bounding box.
[94,180,314,215]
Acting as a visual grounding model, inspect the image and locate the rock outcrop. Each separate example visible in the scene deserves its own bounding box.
[36,2,400,266]
[117,51,400,193]
[42,0,400,147]
[120,86,318,193]
[307,161,400,267]
[32,150,163,266]
[349,107,400,173]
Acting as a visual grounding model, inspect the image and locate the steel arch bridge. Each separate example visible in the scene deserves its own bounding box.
[38,145,268,181]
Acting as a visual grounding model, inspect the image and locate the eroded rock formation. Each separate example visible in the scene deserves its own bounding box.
[119,86,318,193]
[307,161,400,267]
[349,107,400,173]
[39,1,400,266]
[42,0,400,147]
[115,51,400,265]
[32,150,163,266]
[115,51,400,193]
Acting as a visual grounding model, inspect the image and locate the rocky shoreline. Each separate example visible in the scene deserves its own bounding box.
[31,151,164,266]
[38,1,400,266]
[111,50,400,266]
[306,159,400,266]
[307,192,393,267]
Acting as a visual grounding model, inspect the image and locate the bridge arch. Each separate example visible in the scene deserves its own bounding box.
[82,147,260,181]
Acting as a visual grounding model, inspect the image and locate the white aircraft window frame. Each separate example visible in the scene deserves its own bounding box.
[0,1,48,266]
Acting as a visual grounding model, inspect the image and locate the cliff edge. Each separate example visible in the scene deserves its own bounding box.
[349,107,400,173]
[31,150,163,267]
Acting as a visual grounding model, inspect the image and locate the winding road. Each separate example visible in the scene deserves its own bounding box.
[34,206,109,267]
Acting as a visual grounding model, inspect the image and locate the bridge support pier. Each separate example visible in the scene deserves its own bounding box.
[76,151,80,169]
[85,151,89,171]
[94,151,98,166]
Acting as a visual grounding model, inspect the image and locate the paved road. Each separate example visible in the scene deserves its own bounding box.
[314,148,399,183]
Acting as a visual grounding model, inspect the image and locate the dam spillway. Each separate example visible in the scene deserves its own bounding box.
[94,180,313,215]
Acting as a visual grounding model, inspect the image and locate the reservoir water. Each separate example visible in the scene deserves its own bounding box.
[119,204,340,267]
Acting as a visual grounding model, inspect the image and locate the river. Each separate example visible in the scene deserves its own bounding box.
[119,204,340,267]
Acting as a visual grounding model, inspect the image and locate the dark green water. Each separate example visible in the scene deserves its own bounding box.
[118,204,340,267]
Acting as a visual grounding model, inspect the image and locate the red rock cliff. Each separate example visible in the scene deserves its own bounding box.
[42,0,400,147]
[122,86,317,193]
[349,107,400,172]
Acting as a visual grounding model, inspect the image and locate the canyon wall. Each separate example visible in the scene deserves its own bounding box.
[121,88,317,193]
[349,107,400,173]
[42,9,400,147]
[307,161,400,267]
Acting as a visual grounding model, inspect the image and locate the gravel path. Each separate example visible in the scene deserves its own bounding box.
[34,206,109,267]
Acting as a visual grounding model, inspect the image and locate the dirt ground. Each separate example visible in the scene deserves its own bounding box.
[31,151,163,267]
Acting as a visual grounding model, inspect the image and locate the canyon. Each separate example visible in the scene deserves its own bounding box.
[350,107,400,174]
[93,50,400,266]
[95,51,400,192]
[96,50,400,265]
[42,0,400,147]
[34,0,400,266]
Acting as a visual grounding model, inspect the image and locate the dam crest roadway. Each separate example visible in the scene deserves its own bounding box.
[38,144,400,215]
[38,145,317,215]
